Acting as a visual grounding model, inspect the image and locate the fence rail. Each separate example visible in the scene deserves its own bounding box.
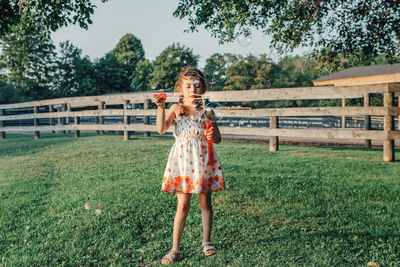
[1,83,400,162]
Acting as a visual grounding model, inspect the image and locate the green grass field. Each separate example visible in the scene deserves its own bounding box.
[1,132,400,266]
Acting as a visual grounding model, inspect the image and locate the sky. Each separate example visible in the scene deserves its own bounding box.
[51,0,310,68]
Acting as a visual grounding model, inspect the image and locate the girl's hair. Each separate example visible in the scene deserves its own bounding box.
[174,67,208,117]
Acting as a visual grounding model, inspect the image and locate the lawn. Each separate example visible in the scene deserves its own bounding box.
[1,132,400,266]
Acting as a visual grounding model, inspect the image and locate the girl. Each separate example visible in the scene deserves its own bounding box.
[154,67,225,264]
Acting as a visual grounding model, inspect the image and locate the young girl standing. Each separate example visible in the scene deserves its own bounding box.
[154,67,225,264]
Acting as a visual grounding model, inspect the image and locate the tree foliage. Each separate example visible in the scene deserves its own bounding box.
[0,24,57,99]
[110,33,145,77]
[0,0,108,38]
[53,41,82,98]
[130,59,153,92]
[174,0,400,69]
[91,53,131,96]
[150,43,199,90]
[0,81,27,104]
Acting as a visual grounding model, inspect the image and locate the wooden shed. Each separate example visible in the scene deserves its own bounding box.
[313,63,400,86]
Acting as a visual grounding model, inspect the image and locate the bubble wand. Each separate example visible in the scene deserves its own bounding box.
[153,92,166,100]
[206,120,215,168]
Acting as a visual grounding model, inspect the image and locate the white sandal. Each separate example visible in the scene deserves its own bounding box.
[202,241,217,256]
[161,248,181,264]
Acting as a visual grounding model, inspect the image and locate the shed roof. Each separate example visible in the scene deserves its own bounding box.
[313,64,400,86]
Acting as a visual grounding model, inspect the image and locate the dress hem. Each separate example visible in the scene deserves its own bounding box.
[161,187,225,194]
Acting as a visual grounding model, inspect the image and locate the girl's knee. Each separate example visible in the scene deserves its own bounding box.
[176,192,192,213]
[177,202,191,214]
[198,198,212,211]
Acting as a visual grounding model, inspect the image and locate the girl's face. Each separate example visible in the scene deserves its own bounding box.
[179,77,204,105]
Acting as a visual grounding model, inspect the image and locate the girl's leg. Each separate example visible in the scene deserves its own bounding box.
[172,192,192,250]
[198,192,213,243]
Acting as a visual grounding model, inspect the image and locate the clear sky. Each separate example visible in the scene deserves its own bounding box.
[51,0,309,68]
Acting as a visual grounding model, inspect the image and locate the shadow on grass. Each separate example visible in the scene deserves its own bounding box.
[0,132,98,157]
[0,132,172,157]
[220,229,400,250]
[279,143,388,153]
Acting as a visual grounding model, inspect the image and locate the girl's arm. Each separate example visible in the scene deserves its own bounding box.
[206,109,222,144]
[155,100,177,135]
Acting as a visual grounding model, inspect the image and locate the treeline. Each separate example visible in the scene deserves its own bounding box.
[1,30,399,107]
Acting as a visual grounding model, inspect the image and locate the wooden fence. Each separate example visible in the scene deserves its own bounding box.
[1,83,399,162]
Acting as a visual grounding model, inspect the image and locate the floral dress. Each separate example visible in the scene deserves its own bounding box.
[161,105,225,194]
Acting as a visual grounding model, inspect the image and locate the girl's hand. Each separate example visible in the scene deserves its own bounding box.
[153,93,166,109]
[206,126,214,140]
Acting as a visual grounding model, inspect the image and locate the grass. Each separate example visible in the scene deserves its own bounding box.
[1,132,400,266]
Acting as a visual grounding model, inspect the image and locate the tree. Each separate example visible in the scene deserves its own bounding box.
[1,0,108,38]
[174,0,400,68]
[91,53,130,96]
[53,41,82,98]
[150,43,199,90]
[73,56,96,97]
[252,54,273,90]
[110,33,145,77]
[0,24,57,100]
[130,59,153,92]
[224,55,257,91]
[203,53,227,91]
[0,81,27,104]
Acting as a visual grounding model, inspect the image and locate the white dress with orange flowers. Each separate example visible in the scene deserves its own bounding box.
[161,106,225,194]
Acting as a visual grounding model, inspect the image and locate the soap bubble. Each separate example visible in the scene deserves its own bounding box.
[212,68,227,83]
[93,209,101,216]
[237,30,252,47]
[84,200,97,210]
[204,102,225,121]
[152,83,164,91]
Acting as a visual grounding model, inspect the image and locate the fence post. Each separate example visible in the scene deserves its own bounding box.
[66,103,71,134]
[98,101,105,135]
[383,92,395,162]
[143,99,151,137]
[49,105,55,134]
[60,104,67,134]
[74,113,80,138]
[270,116,278,152]
[364,93,371,148]
[0,109,5,140]
[124,100,130,140]
[33,106,40,139]
[56,105,61,134]
[131,103,137,135]
[342,97,346,128]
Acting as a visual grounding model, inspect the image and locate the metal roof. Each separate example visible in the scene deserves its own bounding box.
[314,64,400,82]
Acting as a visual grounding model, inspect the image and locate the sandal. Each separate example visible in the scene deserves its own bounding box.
[202,242,217,256]
[161,248,181,265]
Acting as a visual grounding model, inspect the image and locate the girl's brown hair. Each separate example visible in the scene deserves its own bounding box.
[174,67,208,117]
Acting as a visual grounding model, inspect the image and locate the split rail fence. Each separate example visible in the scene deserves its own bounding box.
[1,83,399,162]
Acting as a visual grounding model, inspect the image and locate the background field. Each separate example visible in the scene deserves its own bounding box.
[1,133,400,266]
